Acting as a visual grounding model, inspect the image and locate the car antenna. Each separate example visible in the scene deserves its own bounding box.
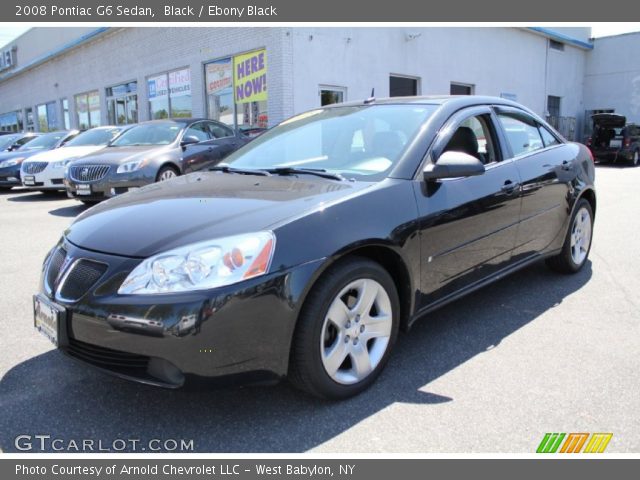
[364,88,375,104]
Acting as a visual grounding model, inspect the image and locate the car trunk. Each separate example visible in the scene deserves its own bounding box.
[591,113,626,151]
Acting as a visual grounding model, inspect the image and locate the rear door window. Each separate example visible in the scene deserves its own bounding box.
[497,113,544,157]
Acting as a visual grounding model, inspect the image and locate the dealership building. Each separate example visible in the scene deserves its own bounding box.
[0,27,638,141]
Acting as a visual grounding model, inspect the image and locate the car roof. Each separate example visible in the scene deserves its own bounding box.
[136,118,210,125]
[327,95,526,109]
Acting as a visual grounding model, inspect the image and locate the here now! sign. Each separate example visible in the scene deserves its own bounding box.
[233,49,267,104]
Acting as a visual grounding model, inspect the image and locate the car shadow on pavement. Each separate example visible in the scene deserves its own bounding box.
[48,204,89,217]
[594,162,635,169]
[7,191,68,202]
[0,261,592,453]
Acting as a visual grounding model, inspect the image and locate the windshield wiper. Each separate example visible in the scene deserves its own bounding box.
[264,167,345,181]
[209,165,271,176]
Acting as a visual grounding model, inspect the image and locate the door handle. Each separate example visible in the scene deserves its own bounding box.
[561,160,571,171]
[501,180,520,194]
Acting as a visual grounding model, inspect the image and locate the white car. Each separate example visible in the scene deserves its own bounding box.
[21,126,127,191]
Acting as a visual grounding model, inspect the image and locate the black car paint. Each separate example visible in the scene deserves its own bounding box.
[39,96,596,388]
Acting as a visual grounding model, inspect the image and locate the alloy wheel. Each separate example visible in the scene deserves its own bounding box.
[320,278,392,385]
[159,169,177,181]
[570,206,592,265]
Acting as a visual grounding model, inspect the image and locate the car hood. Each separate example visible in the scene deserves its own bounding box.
[66,172,371,257]
[23,145,107,163]
[592,113,626,128]
[0,149,44,161]
[72,145,175,165]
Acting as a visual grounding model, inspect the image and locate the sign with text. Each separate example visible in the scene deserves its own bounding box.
[147,74,168,99]
[233,49,267,104]
[168,68,191,98]
[206,58,233,95]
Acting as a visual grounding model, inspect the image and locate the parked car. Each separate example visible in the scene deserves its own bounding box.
[587,113,640,166]
[0,132,38,152]
[64,119,247,203]
[21,126,128,192]
[34,96,596,399]
[0,130,78,190]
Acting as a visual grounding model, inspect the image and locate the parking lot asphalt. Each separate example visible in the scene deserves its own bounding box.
[0,163,638,453]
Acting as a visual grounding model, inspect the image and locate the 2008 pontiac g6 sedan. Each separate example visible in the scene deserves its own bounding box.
[34,96,596,399]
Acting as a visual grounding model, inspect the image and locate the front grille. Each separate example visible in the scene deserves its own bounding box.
[45,247,66,292]
[59,259,107,301]
[23,162,48,174]
[67,338,150,370]
[69,164,110,182]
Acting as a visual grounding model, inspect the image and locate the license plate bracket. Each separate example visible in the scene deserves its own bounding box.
[76,184,91,196]
[33,294,67,347]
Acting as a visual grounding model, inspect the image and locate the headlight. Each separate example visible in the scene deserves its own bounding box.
[51,159,74,169]
[118,232,276,295]
[0,157,24,168]
[117,159,149,174]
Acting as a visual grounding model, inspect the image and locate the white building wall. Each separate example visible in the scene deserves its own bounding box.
[291,27,588,128]
[0,27,591,134]
[0,27,291,129]
[584,32,640,125]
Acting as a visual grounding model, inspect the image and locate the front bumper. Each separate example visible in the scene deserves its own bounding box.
[0,165,22,187]
[65,167,157,202]
[23,164,66,190]
[39,239,324,387]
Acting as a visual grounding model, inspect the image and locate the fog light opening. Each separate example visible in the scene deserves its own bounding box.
[147,358,185,386]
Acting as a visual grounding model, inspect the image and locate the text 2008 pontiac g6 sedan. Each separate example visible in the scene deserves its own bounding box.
[34,96,596,399]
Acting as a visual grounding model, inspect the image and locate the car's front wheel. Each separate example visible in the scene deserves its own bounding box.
[156,165,179,182]
[289,257,399,399]
[546,198,594,274]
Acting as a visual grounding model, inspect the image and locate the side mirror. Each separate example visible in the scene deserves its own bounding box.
[423,150,485,181]
[180,135,200,148]
[8,144,21,152]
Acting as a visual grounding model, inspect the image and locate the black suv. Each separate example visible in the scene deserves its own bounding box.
[588,113,640,166]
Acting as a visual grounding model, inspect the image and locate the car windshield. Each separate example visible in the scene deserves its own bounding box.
[222,104,438,180]
[110,123,182,146]
[19,132,66,150]
[0,134,20,150]
[65,127,123,147]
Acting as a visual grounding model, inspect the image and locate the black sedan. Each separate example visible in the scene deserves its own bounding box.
[64,119,247,203]
[34,96,596,399]
[0,131,78,190]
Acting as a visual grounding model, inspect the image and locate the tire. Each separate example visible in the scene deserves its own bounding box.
[80,200,98,206]
[546,198,594,274]
[288,257,400,399]
[631,150,639,167]
[156,165,179,182]
[0,186,12,191]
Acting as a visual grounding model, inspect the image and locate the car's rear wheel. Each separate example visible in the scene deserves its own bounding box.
[546,198,593,274]
[288,257,399,399]
[631,150,639,166]
[156,166,179,182]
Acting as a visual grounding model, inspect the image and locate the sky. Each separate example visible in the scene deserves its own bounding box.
[0,24,639,49]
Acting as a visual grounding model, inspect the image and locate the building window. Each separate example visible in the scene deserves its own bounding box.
[36,101,57,132]
[0,110,23,132]
[106,82,138,126]
[450,83,474,95]
[25,107,35,132]
[549,39,565,51]
[233,49,268,129]
[389,75,419,97]
[75,91,101,129]
[205,58,234,125]
[61,99,70,129]
[148,68,192,120]
[547,95,561,118]
[320,86,346,106]
[205,49,268,130]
